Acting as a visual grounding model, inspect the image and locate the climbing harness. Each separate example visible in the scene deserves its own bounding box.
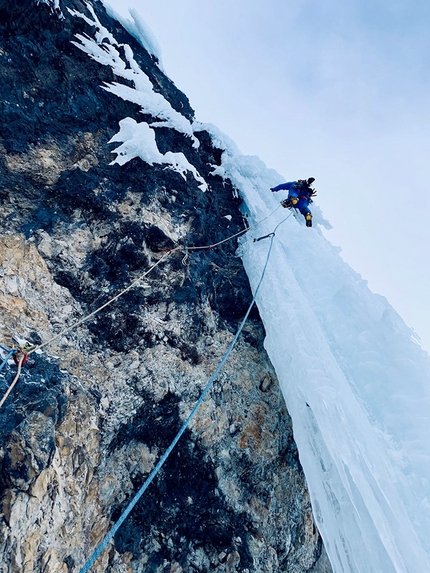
[78,216,286,573]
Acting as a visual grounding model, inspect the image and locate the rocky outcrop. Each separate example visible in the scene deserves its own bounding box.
[0,1,332,571]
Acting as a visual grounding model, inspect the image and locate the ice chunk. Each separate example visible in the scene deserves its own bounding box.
[68,3,117,45]
[109,118,207,191]
[102,1,163,65]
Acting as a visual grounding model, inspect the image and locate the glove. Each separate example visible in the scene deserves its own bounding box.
[270,188,275,192]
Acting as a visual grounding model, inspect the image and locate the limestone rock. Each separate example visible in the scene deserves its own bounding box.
[4,411,55,491]
[0,2,332,572]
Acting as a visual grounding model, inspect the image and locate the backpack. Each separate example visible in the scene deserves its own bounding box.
[295,180,316,200]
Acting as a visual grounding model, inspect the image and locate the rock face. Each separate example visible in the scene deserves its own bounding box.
[0,1,332,572]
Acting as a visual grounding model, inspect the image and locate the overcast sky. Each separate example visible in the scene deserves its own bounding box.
[104,0,430,351]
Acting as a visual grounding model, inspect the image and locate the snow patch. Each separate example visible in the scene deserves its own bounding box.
[70,5,199,148]
[69,3,209,188]
[102,1,163,66]
[68,3,116,45]
[109,118,207,191]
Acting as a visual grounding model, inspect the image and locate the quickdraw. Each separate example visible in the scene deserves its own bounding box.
[253,232,275,243]
[13,350,29,367]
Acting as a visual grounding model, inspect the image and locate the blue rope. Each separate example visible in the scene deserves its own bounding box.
[79,219,286,573]
[0,348,17,374]
[0,344,14,352]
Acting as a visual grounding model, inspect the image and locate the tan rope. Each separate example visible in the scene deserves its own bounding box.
[186,204,281,251]
[28,248,179,357]
[3,205,280,360]
[0,353,25,409]
[18,205,282,358]
[0,203,283,409]
[187,227,248,251]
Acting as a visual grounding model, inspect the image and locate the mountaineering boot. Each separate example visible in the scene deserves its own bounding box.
[305,213,312,227]
[281,197,298,209]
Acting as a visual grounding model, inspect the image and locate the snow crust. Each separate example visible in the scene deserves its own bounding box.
[69,3,116,45]
[70,3,208,188]
[206,132,430,572]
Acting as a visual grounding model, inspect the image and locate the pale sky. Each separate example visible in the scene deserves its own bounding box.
[104,0,430,351]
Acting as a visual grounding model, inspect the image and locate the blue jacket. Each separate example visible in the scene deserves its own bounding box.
[271,180,313,216]
[271,181,297,193]
[271,181,312,198]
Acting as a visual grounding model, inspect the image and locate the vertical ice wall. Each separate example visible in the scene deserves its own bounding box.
[214,142,430,573]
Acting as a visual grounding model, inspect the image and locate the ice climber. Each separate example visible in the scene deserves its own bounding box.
[270,178,316,227]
